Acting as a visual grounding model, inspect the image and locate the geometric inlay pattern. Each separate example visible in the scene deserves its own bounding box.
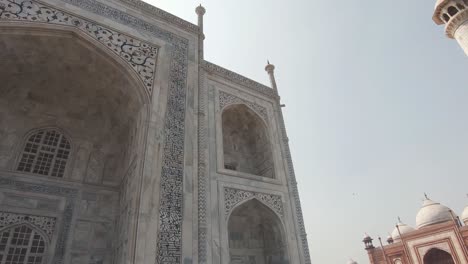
[197,71,208,263]
[0,0,159,95]
[224,187,283,219]
[219,91,268,122]
[277,108,312,263]
[0,212,56,241]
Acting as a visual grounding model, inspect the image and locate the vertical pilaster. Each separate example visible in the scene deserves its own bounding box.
[265,62,312,263]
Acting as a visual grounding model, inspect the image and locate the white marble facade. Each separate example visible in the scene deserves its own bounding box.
[0,0,310,263]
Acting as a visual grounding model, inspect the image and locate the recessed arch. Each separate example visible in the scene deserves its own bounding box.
[228,199,289,263]
[0,23,153,263]
[423,248,455,264]
[0,24,151,184]
[448,6,459,16]
[221,103,275,178]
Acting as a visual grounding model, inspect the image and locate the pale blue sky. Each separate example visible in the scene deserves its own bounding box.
[146,0,468,263]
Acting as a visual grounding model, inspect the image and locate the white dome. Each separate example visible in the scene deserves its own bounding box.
[461,206,468,223]
[391,221,415,241]
[416,198,455,228]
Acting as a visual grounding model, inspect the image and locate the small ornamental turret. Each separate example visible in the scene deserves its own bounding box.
[363,233,374,250]
[433,0,468,55]
[387,234,394,245]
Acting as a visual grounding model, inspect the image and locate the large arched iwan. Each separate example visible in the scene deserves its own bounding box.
[228,199,289,263]
[222,104,275,178]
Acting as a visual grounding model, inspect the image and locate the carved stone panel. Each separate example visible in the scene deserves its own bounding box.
[219,91,268,122]
[203,61,277,99]
[224,187,283,219]
[0,211,56,240]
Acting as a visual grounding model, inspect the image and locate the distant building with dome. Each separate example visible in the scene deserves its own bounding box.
[363,195,468,264]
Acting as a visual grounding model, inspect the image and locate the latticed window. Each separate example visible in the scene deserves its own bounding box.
[0,225,47,264]
[17,129,71,178]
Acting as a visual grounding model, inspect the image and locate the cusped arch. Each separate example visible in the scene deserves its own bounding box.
[226,196,284,223]
[221,103,275,178]
[423,247,455,264]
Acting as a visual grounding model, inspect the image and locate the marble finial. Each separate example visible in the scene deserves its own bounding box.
[196,4,206,15]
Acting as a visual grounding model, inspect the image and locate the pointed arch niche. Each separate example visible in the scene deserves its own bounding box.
[221,104,275,178]
[227,199,289,263]
[423,248,455,264]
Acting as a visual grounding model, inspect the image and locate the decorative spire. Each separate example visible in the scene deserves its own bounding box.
[424,193,429,200]
[195,4,206,16]
[195,4,206,59]
[397,216,402,223]
[265,61,277,93]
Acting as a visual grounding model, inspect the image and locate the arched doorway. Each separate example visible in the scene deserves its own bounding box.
[228,199,288,264]
[423,248,455,264]
[222,104,274,178]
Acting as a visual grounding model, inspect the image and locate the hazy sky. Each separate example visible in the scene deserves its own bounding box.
[145,0,468,263]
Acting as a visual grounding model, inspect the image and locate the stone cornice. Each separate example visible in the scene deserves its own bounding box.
[446,9,468,38]
[114,0,200,35]
[201,60,278,99]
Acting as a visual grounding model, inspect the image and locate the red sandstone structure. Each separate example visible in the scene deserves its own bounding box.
[364,196,468,264]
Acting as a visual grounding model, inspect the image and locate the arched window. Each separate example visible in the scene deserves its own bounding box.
[448,6,459,16]
[423,248,455,264]
[457,3,465,9]
[17,128,71,178]
[222,104,274,178]
[0,224,47,264]
[228,199,288,263]
[443,13,451,22]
